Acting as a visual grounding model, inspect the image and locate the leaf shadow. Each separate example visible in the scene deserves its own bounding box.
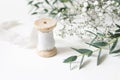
[114,54,120,57]
[99,54,108,65]
[70,61,79,70]
[81,60,91,68]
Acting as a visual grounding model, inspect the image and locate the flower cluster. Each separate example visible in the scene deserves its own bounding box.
[28,0,120,39]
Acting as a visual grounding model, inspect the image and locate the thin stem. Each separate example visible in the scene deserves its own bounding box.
[97,49,102,65]
[79,55,85,69]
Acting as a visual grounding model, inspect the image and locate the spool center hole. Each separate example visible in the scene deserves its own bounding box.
[44,21,47,24]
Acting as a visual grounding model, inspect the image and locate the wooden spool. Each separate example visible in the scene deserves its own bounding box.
[34,18,57,58]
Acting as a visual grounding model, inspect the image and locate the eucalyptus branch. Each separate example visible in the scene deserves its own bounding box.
[63,24,120,70]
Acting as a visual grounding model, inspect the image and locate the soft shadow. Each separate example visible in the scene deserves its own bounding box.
[71,65,78,70]
[71,61,79,70]
[99,54,108,64]
[57,47,71,54]
[1,20,21,30]
[114,54,120,57]
[81,60,91,68]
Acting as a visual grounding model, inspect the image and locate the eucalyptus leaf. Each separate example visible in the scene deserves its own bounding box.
[36,2,43,5]
[71,48,93,57]
[60,0,71,3]
[111,49,120,53]
[63,56,77,63]
[115,29,120,32]
[116,24,120,28]
[31,12,38,15]
[44,9,48,12]
[45,0,50,4]
[34,4,39,9]
[111,33,120,38]
[88,42,108,48]
[110,39,118,52]
[28,1,33,5]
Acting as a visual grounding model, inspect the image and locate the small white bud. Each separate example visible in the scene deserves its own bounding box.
[116,3,119,6]
[98,13,103,16]
[94,1,99,5]
[84,2,89,7]
[111,1,115,4]
[82,7,87,12]
[107,1,111,5]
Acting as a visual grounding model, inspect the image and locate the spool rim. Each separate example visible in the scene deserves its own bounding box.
[37,47,57,58]
[34,18,57,32]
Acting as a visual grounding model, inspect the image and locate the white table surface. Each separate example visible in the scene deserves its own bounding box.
[0,0,120,80]
[0,38,120,80]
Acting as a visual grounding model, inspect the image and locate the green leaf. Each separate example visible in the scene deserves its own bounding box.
[97,49,102,65]
[45,0,50,4]
[110,39,118,52]
[111,49,120,54]
[116,24,120,28]
[36,2,43,5]
[44,9,48,12]
[111,33,120,38]
[71,48,93,57]
[34,4,39,9]
[28,1,33,5]
[31,12,38,15]
[60,0,71,3]
[115,29,120,32]
[88,42,108,48]
[63,56,77,63]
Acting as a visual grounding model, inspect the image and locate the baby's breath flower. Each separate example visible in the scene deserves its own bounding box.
[82,7,87,12]
[94,1,99,5]
[83,2,89,7]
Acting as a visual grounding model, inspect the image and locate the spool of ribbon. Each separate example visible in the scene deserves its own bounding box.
[34,18,57,57]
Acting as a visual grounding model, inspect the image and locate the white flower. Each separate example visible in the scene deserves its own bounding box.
[94,1,99,5]
[111,1,115,4]
[82,7,87,12]
[107,1,112,5]
[83,2,88,7]
[98,12,103,16]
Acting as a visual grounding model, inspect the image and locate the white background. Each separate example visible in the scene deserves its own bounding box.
[0,0,120,80]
